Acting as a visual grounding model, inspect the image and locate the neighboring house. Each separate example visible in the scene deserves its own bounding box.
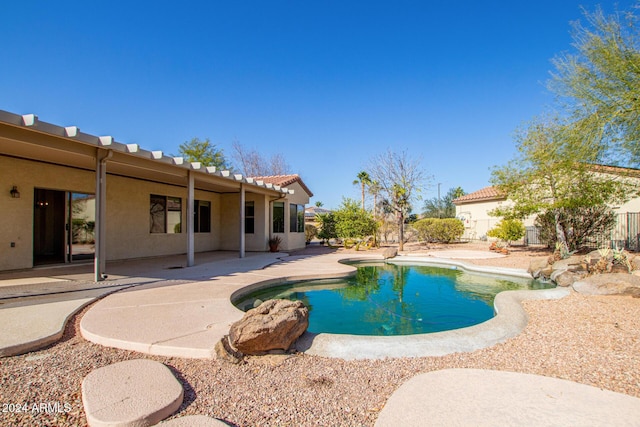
[452,186,511,241]
[0,110,312,279]
[454,165,640,244]
[304,206,332,224]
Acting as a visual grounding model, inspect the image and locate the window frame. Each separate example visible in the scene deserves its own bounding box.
[150,194,182,234]
[273,201,285,233]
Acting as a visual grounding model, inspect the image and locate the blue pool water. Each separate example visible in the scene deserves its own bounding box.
[234,262,552,336]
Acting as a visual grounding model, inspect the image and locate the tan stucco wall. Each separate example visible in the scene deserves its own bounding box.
[276,182,310,251]
[0,156,95,271]
[1,154,313,271]
[0,155,222,271]
[105,175,221,260]
[219,192,271,252]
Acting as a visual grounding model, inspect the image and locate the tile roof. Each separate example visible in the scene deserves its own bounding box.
[452,186,505,204]
[250,174,314,197]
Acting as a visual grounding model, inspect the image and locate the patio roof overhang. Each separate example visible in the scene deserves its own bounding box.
[0,110,295,197]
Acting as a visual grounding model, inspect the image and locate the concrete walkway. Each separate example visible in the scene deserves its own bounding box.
[375,368,640,426]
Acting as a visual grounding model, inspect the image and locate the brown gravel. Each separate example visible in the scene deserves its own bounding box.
[1,243,639,426]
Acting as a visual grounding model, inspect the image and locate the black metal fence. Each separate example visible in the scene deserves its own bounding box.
[524,212,640,251]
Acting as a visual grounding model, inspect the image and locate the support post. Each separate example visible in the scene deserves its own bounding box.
[187,170,195,267]
[239,184,245,258]
[94,149,111,282]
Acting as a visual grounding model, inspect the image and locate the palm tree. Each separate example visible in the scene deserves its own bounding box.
[353,171,372,211]
[368,180,381,219]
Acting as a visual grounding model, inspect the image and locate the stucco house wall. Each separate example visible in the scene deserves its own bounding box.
[0,110,314,273]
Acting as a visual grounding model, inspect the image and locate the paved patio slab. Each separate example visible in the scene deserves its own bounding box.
[375,368,640,427]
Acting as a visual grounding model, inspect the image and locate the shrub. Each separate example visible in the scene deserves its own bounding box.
[534,206,616,251]
[304,224,317,243]
[316,212,337,243]
[413,218,464,243]
[487,219,526,246]
[333,198,377,240]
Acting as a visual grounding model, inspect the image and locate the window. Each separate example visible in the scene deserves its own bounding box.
[150,195,182,233]
[245,201,255,234]
[290,204,305,233]
[195,200,211,233]
[273,202,285,233]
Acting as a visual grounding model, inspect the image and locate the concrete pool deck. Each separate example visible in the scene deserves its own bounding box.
[1,250,568,359]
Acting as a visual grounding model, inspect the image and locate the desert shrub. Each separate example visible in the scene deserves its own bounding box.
[413,218,464,243]
[333,198,377,240]
[534,206,616,251]
[487,219,526,246]
[305,224,317,243]
[316,213,337,243]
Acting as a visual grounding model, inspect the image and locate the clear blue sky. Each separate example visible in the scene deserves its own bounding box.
[1,1,632,209]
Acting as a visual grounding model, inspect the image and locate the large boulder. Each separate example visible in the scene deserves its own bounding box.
[383,248,398,259]
[551,255,583,272]
[553,270,586,288]
[573,273,640,296]
[528,257,550,279]
[229,299,309,355]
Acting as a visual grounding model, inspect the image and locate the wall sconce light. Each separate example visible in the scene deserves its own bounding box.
[10,186,20,198]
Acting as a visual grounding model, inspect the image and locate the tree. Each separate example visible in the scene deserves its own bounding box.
[490,116,636,251]
[232,141,292,176]
[316,212,337,244]
[368,180,382,219]
[549,5,640,166]
[487,219,526,247]
[178,137,228,169]
[333,198,377,242]
[423,186,466,218]
[315,201,324,208]
[353,171,372,211]
[368,150,429,251]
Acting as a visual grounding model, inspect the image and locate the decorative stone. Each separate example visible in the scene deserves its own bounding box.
[214,336,243,364]
[82,359,183,427]
[383,248,398,259]
[528,257,549,278]
[229,299,309,355]
[550,268,568,284]
[554,270,585,288]
[573,273,640,296]
[631,255,640,272]
[551,255,583,272]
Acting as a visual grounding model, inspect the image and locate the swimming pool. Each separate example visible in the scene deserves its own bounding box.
[233,262,552,336]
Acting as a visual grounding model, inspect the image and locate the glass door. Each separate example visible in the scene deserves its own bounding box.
[68,193,96,261]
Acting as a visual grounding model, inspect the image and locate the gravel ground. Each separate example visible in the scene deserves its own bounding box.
[1,243,639,427]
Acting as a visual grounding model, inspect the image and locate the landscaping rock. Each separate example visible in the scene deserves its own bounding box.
[383,248,398,259]
[528,257,550,279]
[214,336,244,364]
[229,299,309,355]
[631,255,640,271]
[573,273,640,296]
[551,255,583,272]
[82,359,183,427]
[553,270,586,288]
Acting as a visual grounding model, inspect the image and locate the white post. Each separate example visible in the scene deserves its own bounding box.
[94,149,110,281]
[239,184,245,258]
[187,170,195,267]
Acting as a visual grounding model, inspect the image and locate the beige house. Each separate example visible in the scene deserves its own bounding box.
[454,166,640,243]
[0,110,312,279]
